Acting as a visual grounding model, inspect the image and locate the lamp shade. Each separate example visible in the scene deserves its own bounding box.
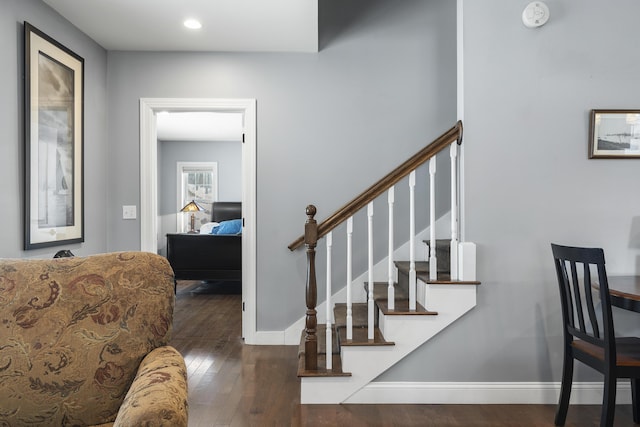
[180,200,202,213]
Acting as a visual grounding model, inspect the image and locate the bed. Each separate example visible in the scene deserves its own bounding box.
[166,202,242,286]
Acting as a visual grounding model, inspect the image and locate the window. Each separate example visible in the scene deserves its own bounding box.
[177,162,218,232]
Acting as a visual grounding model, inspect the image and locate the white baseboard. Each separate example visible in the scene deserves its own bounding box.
[344,381,633,405]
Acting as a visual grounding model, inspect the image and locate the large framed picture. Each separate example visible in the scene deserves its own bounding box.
[589,109,640,159]
[24,23,84,249]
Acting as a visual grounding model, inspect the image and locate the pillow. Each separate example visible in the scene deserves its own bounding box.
[199,222,219,234]
[210,219,242,235]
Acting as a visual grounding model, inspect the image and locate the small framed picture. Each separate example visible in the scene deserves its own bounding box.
[589,109,640,159]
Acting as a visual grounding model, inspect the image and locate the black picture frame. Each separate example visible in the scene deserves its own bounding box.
[24,22,84,249]
[589,109,640,159]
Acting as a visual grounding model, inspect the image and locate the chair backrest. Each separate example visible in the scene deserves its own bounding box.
[551,243,615,357]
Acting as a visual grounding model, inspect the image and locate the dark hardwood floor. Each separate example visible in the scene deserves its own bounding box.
[170,281,637,426]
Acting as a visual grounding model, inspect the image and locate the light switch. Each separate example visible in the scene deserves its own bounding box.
[122,205,137,219]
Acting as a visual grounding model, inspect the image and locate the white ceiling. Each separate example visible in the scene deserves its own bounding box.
[42,0,318,52]
[41,0,317,140]
[156,112,243,142]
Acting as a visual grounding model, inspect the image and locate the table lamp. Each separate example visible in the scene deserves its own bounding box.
[180,200,203,233]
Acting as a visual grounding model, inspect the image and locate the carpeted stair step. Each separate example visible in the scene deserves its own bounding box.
[334,302,368,328]
[364,281,437,315]
[395,260,430,274]
[333,303,394,346]
[364,281,408,300]
[298,324,340,356]
[395,261,429,294]
[336,325,394,347]
[396,259,481,285]
[376,298,438,316]
[423,239,452,273]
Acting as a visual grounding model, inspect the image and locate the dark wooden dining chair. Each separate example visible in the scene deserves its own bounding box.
[551,243,640,426]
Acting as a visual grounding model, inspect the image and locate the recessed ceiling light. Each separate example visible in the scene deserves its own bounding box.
[183,19,202,30]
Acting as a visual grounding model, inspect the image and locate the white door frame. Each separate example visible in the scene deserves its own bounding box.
[140,98,257,344]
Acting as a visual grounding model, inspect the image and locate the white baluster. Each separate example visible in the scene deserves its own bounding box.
[450,143,459,281]
[367,202,374,340]
[346,217,353,340]
[429,157,437,281]
[387,187,395,310]
[409,171,416,311]
[326,232,333,370]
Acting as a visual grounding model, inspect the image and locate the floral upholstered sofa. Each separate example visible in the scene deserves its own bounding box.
[0,252,188,426]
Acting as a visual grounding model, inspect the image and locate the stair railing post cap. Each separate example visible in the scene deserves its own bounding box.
[306,205,317,217]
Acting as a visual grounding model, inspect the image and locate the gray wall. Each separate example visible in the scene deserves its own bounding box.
[105,0,457,332]
[380,0,640,383]
[0,0,108,258]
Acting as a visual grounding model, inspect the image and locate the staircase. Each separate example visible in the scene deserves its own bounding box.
[297,241,479,404]
[288,122,480,404]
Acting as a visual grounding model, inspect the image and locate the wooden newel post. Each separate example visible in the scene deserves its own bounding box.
[304,205,318,371]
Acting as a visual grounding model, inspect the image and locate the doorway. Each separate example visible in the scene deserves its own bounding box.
[139,98,257,344]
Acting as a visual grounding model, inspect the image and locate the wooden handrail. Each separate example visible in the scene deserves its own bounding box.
[288,120,463,251]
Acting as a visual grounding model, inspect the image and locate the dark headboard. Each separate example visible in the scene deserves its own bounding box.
[212,202,241,222]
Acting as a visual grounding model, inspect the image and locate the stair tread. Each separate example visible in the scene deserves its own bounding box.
[376,299,438,315]
[425,278,482,286]
[420,273,481,285]
[297,352,351,377]
[422,238,451,244]
[336,326,394,346]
